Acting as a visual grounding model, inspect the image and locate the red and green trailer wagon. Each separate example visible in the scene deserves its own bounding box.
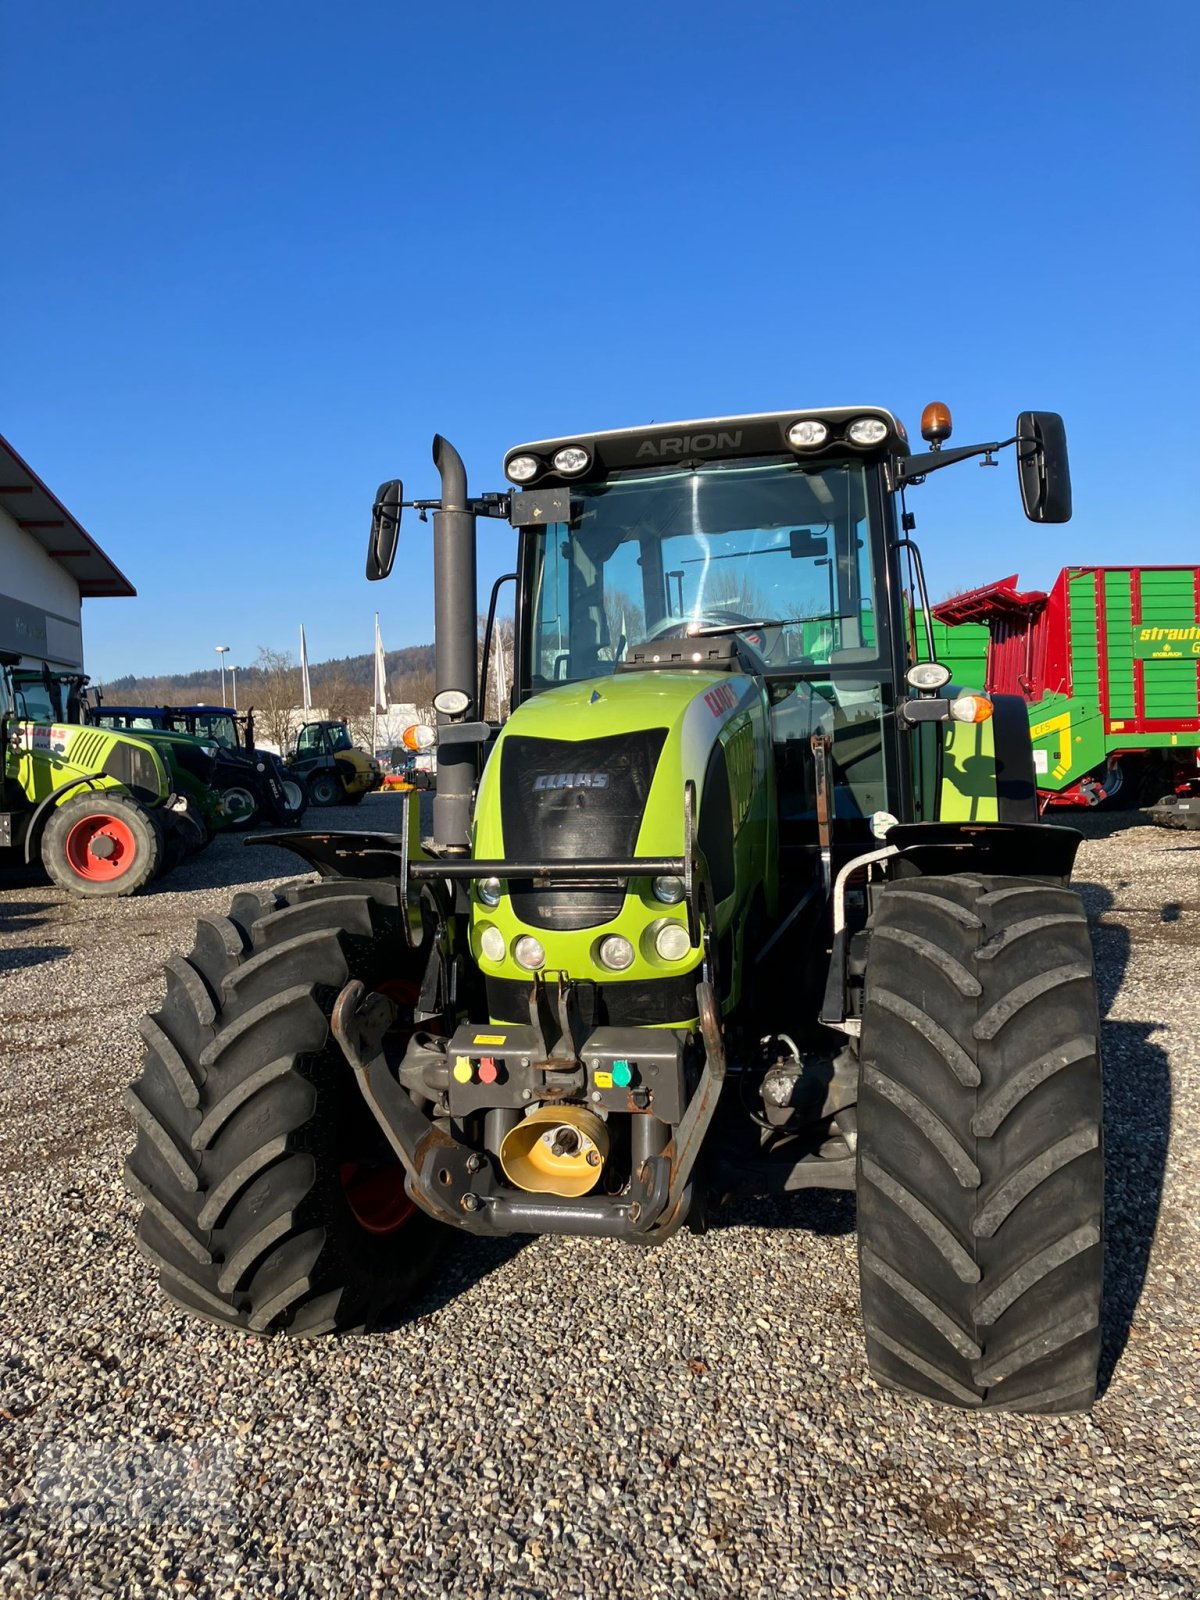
[931,565,1200,821]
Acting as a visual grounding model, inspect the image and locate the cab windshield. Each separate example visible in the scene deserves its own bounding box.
[528,457,877,686]
[185,713,239,749]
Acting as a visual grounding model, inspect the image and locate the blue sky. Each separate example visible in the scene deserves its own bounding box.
[4,1,1196,681]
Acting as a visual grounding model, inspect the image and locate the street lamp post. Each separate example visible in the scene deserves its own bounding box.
[215,645,230,707]
[230,666,238,711]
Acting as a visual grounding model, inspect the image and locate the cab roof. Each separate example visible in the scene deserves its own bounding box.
[504,406,908,484]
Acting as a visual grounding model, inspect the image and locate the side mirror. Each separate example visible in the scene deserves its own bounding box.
[367,479,404,580]
[789,527,829,559]
[1016,412,1072,524]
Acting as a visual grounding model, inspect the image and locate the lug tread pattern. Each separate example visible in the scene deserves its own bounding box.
[871,989,980,1087]
[137,1015,201,1112]
[973,1128,1100,1238]
[867,1327,985,1408]
[222,929,351,1009]
[971,1037,1096,1136]
[973,964,1093,1041]
[857,874,1103,1414]
[976,912,1087,960]
[123,879,441,1335]
[872,926,982,997]
[860,1157,980,1283]
[249,895,377,951]
[191,1057,295,1152]
[860,1247,981,1359]
[861,1066,981,1187]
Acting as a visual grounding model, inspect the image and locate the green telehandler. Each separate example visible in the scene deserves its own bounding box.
[126,403,1104,1413]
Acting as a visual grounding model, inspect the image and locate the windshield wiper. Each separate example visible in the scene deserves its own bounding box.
[681,618,793,637]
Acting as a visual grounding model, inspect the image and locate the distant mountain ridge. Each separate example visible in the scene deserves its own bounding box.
[98,642,434,703]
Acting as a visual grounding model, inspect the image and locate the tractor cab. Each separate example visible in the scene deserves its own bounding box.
[165,707,246,750]
[8,666,88,726]
[510,429,892,873]
[295,719,356,759]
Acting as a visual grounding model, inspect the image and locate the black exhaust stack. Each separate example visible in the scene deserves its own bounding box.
[431,435,478,854]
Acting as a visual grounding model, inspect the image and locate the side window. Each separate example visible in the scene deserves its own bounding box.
[14,683,56,722]
[771,679,889,822]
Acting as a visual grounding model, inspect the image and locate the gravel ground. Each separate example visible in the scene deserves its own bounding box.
[0,796,1197,1600]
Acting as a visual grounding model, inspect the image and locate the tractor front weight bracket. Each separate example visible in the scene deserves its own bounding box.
[332,975,727,1244]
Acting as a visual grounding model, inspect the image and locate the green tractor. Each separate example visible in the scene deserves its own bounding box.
[0,656,214,895]
[126,404,1104,1413]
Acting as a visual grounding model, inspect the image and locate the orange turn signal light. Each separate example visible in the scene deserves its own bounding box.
[949,694,993,724]
[402,723,437,752]
[920,401,953,446]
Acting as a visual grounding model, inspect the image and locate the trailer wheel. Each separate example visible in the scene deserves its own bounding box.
[308,771,343,807]
[221,784,260,830]
[856,874,1103,1413]
[123,881,445,1334]
[42,793,164,897]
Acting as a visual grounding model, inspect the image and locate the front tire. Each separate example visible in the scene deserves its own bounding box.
[856,874,1103,1413]
[280,778,307,818]
[124,880,446,1333]
[221,784,260,831]
[42,793,164,897]
[308,771,343,808]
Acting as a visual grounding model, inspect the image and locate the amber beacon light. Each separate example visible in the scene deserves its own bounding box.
[920,401,953,448]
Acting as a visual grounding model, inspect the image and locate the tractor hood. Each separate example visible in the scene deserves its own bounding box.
[473,669,772,938]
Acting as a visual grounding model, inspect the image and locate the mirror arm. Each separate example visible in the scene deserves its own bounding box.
[479,571,517,721]
[891,436,1017,489]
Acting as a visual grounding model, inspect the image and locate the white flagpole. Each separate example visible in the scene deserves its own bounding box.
[300,624,312,716]
[373,612,387,757]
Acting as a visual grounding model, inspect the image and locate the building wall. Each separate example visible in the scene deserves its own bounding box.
[0,504,85,667]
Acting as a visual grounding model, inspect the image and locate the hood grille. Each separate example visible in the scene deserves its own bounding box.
[499,729,668,930]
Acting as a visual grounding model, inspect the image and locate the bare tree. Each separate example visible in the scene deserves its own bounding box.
[251,647,301,753]
[320,667,375,749]
[393,664,436,723]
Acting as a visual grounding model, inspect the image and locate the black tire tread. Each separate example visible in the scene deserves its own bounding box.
[124,879,442,1335]
[857,873,1103,1414]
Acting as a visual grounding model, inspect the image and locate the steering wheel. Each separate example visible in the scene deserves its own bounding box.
[640,608,753,643]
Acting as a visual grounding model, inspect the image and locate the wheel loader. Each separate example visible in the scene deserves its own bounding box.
[287,718,381,807]
[126,403,1105,1413]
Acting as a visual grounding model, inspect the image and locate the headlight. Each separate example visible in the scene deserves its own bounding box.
[477,876,502,907]
[513,935,546,970]
[906,662,952,692]
[402,723,437,751]
[598,934,635,971]
[433,688,472,717]
[847,416,889,447]
[505,455,540,484]
[787,419,829,450]
[551,446,590,475]
[654,923,692,962]
[652,874,685,904]
[200,742,219,759]
[479,925,506,962]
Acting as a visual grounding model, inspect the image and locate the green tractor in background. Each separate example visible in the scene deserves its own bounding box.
[1,656,217,895]
[126,403,1105,1414]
